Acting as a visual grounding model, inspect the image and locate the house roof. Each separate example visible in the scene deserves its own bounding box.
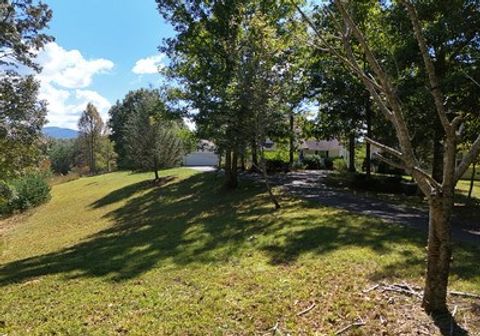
[300,139,343,151]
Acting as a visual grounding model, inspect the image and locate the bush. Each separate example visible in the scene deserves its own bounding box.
[291,160,306,171]
[0,181,15,214]
[333,158,348,172]
[265,159,290,173]
[324,157,335,170]
[1,173,51,214]
[350,173,418,195]
[303,155,324,170]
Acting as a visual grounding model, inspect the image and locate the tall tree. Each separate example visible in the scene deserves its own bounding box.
[295,0,480,313]
[0,0,53,178]
[124,94,183,180]
[78,103,105,175]
[108,88,166,169]
[0,76,48,178]
[157,0,304,189]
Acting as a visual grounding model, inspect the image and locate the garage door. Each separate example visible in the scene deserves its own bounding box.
[183,152,219,166]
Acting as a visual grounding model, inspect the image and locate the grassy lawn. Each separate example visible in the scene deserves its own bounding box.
[0,168,479,335]
[457,179,480,199]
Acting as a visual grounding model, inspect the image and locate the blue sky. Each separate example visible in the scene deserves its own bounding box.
[39,0,174,129]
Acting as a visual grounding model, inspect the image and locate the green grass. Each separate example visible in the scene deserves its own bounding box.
[457,179,480,199]
[0,168,479,335]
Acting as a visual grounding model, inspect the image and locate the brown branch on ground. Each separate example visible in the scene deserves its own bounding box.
[296,302,316,316]
[335,320,366,335]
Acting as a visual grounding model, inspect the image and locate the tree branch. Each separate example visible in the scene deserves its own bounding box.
[455,134,480,182]
[364,137,403,159]
[400,0,453,135]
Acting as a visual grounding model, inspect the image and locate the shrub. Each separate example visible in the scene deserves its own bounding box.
[2,173,51,214]
[291,160,306,171]
[265,159,290,173]
[349,173,418,195]
[303,155,324,170]
[333,158,348,172]
[0,181,15,214]
[324,157,335,170]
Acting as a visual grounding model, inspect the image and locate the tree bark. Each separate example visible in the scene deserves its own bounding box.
[251,140,258,168]
[365,93,372,177]
[289,112,295,166]
[423,196,453,314]
[230,148,238,189]
[432,127,444,183]
[224,148,232,188]
[224,148,238,189]
[468,162,476,199]
[348,133,356,172]
[256,147,281,209]
[153,157,159,180]
[218,150,223,170]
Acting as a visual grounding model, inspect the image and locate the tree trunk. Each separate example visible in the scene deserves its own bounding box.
[230,148,238,189]
[365,93,372,177]
[91,134,96,175]
[432,129,444,183]
[241,153,246,171]
[224,148,232,188]
[289,112,295,166]
[218,150,223,169]
[256,148,281,209]
[423,196,453,315]
[468,162,476,199]
[224,148,238,189]
[251,140,258,168]
[348,133,356,172]
[153,157,159,180]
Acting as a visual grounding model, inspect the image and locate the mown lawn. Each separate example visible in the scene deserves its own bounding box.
[0,168,479,335]
[457,179,480,199]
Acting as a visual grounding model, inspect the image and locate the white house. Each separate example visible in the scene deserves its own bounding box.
[299,139,347,158]
[183,140,219,166]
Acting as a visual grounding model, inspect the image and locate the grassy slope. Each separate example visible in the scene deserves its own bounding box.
[0,169,479,335]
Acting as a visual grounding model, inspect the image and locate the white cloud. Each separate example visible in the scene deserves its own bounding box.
[37,42,114,89]
[35,42,113,129]
[132,54,165,74]
[75,90,112,121]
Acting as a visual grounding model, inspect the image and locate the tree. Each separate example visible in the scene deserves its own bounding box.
[124,93,183,180]
[0,0,53,179]
[1,0,53,71]
[47,138,77,175]
[108,88,166,169]
[78,103,105,175]
[157,0,305,189]
[295,0,480,314]
[309,56,365,172]
[97,136,117,173]
[0,76,48,178]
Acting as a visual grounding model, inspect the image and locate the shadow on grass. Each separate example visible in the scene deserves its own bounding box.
[0,172,479,294]
[431,312,469,336]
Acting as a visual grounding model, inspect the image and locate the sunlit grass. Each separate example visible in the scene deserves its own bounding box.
[0,168,478,335]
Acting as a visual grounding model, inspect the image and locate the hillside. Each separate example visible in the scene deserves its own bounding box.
[43,127,79,139]
[0,169,479,335]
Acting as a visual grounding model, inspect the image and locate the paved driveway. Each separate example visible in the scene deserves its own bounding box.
[247,170,480,243]
[187,166,217,172]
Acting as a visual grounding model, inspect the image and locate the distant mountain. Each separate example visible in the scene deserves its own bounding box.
[43,127,79,139]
